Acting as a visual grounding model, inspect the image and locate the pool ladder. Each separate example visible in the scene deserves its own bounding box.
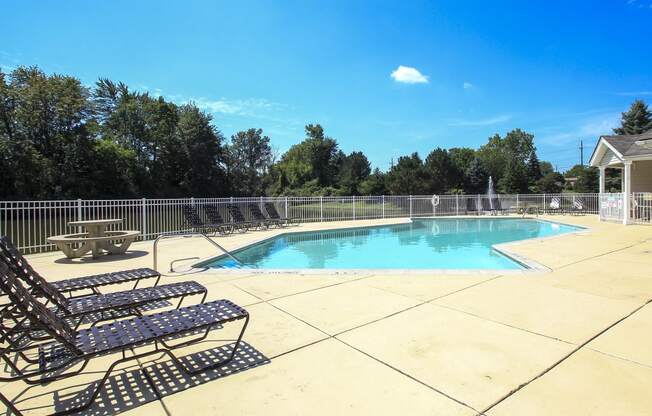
[153,232,244,272]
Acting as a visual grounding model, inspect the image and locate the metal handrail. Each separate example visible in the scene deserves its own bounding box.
[153,232,244,271]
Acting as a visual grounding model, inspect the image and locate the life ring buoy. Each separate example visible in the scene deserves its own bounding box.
[431,194,440,207]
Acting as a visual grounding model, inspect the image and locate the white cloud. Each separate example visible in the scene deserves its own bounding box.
[448,114,512,127]
[463,82,473,89]
[390,65,429,84]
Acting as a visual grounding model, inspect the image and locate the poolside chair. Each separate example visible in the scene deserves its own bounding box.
[568,197,586,215]
[203,204,238,234]
[548,197,563,214]
[489,197,506,215]
[264,202,300,226]
[182,205,230,235]
[0,237,207,338]
[227,204,262,231]
[0,262,249,416]
[248,203,284,228]
[0,237,160,297]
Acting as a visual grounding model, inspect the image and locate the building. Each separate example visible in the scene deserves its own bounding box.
[589,131,652,224]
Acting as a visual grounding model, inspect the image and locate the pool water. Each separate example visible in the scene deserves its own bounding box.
[207,218,582,270]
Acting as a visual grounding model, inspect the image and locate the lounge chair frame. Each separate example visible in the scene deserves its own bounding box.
[264,203,300,226]
[248,203,284,228]
[0,262,249,416]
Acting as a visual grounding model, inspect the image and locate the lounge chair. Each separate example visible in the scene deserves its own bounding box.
[264,202,300,225]
[568,197,586,215]
[0,237,206,336]
[182,205,231,235]
[227,204,263,231]
[489,197,505,215]
[203,204,239,234]
[248,203,284,228]
[547,197,563,214]
[0,261,249,416]
[0,236,160,297]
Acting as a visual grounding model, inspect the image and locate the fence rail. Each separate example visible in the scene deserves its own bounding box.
[0,193,602,254]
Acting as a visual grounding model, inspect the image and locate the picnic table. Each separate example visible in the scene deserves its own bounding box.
[47,219,140,259]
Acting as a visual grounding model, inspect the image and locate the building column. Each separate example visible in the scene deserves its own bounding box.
[622,161,632,225]
[599,166,606,193]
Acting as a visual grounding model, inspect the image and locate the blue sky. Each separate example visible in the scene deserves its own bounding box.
[2,0,652,172]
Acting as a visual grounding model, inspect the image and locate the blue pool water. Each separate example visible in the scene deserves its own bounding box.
[207,218,581,270]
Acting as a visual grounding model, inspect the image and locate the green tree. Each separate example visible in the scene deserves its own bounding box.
[527,151,542,185]
[575,166,599,193]
[386,153,429,195]
[613,99,652,135]
[449,147,476,190]
[537,172,565,193]
[227,128,273,196]
[498,159,529,193]
[177,104,227,196]
[424,148,458,194]
[539,161,554,177]
[359,168,387,195]
[465,157,489,194]
[338,151,371,195]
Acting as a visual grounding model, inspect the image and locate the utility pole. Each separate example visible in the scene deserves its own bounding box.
[579,140,584,166]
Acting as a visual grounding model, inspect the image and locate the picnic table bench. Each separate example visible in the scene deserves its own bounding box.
[47,219,140,259]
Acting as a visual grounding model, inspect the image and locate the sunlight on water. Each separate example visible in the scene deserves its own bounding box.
[207,218,581,270]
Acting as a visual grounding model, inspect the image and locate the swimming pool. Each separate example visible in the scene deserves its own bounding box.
[206,218,582,270]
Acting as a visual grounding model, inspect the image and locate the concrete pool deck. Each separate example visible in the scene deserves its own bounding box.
[3,215,652,415]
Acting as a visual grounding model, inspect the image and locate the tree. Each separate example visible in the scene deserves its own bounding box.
[465,157,489,194]
[177,104,227,196]
[338,151,371,195]
[537,172,565,193]
[575,166,599,193]
[359,168,387,195]
[498,159,529,193]
[449,147,476,190]
[527,151,542,185]
[539,161,554,177]
[385,153,429,195]
[424,148,458,194]
[613,99,652,135]
[227,128,273,196]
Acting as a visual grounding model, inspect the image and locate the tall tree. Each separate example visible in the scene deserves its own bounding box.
[465,157,489,194]
[386,153,429,195]
[359,168,387,195]
[424,148,457,194]
[613,99,652,135]
[338,151,371,195]
[228,128,273,196]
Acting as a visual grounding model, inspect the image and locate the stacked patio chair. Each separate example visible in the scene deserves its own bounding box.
[0,236,207,338]
[182,204,231,235]
[568,197,586,215]
[0,261,249,416]
[264,202,300,226]
[248,203,284,228]
[203,204,240,234]
[548,197,563,214]
[227,204,264,231]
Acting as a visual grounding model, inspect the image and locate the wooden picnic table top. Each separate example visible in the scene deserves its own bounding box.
[68,219,123,227]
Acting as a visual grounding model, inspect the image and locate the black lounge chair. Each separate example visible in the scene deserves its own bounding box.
[547,196,563,214]
[182,205,231,235]
[227,204,262,231]
[248,203,284,228]
[0,237,206,336]
[0,237,159,297]
[203,204,239,234]
[0,261,249,416]
[264,202,300,225]
[568,197,586,215]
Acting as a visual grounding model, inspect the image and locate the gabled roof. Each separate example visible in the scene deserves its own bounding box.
[589,131,652,166]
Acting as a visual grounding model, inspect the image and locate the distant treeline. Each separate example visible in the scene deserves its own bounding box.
[5,66,648,200]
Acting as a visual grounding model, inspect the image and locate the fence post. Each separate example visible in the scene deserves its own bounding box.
[191,197,195,207]
[141,198,147,238]
[352,196,356,220]
[76,199,82,221]
[320,196,324,222]
[382,195,385,219]
[285,197,288,219]
[456,194,459,216]
[516,194,520,210]
[409,195,413,218]
[260,195,263,209]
